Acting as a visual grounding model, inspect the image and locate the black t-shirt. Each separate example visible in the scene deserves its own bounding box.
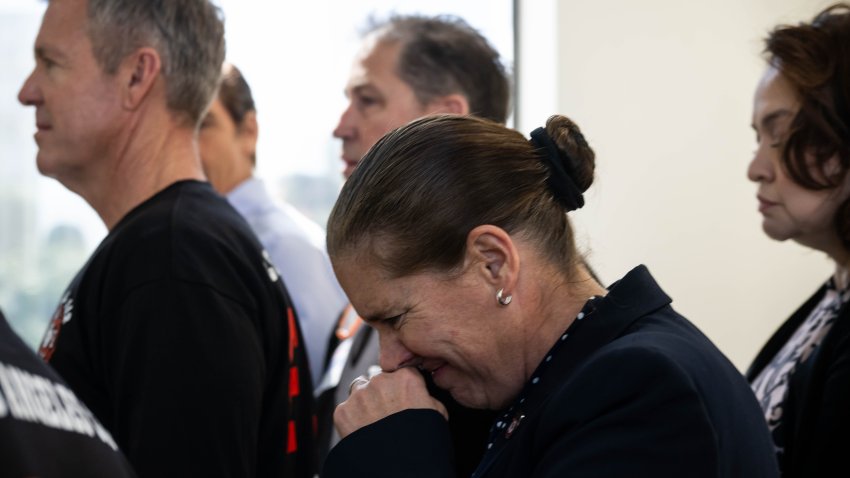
[38,180,316,478]
[0,309,136,477]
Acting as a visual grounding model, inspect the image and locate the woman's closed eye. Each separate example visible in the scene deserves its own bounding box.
[383,314,405,329]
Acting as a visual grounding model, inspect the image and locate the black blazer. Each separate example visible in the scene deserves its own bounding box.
[323,266,779,477]
[747,282,850,477]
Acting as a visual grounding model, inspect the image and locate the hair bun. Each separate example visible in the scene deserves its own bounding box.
[529,115,596,211]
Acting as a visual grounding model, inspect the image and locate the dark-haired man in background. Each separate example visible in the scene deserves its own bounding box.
[319,14,511,475]
[333,15,510,178]
[198,64,347,387]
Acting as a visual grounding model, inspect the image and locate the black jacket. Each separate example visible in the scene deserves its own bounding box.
[747,281,850,477]
[324,266,779,477]
[0,309,137,477]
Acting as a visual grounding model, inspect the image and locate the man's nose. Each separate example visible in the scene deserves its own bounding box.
[333,103,357,140]
[18,69,42,107]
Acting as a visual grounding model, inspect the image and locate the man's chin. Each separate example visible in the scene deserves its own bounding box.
[35,152,74,186]
[35,152,55,177]
[343,163,357,179]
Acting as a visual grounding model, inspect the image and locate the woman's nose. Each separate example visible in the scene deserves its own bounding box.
[748,143,776,183]
[378,330,416,372]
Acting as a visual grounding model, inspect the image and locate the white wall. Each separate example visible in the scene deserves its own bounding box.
[519,0,836,370]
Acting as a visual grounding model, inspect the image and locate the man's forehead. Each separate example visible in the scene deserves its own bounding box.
[37,0,88,42]
[43,0,86,23]
[345,40,404,92]
[32,13,93,69]
[345,60,371,91]
[344,65,384,97]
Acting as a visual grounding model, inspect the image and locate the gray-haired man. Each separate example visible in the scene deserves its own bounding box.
[18,1,316,476]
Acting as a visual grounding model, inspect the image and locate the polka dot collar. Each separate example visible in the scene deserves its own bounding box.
[480,296,601,456]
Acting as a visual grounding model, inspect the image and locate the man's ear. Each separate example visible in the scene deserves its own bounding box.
[426,93,470,116]
[464,225,519,290]
[120,47,162,110]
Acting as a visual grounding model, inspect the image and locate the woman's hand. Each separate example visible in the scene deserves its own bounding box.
[334,366,449,439]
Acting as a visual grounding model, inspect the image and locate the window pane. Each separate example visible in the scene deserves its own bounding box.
[0,0,514,348]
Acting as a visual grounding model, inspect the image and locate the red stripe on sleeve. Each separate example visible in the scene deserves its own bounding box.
[287,421,298,454]
[289,366,300,398]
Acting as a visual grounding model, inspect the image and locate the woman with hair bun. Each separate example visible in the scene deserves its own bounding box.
[323,114,778,477]
[747,4,850,477]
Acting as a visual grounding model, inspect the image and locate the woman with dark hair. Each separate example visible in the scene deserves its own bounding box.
[747,4,850,476]
[321,114,778,477]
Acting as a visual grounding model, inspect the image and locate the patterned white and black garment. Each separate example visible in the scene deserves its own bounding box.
[751,275,850,460]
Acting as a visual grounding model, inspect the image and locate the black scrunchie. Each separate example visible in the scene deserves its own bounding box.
[529,127,585,212]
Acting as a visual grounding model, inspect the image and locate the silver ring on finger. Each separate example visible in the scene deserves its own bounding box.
[348,375,369,395]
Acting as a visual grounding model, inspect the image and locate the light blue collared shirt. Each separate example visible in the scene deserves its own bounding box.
[228,177,347,386]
